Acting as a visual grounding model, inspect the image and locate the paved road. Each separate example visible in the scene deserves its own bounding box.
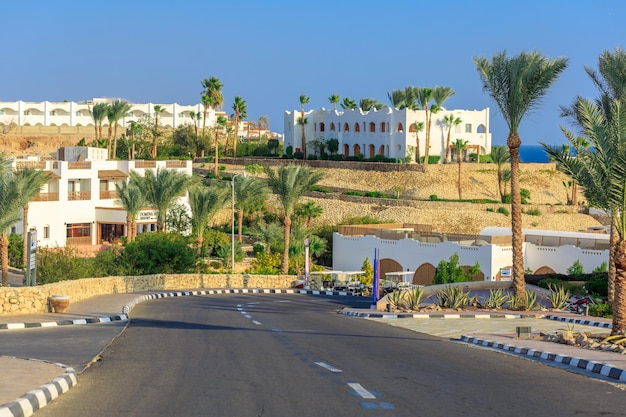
[34,294,626,417]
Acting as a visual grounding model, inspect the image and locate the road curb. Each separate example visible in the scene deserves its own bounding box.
[460,335,626,382]
[0,362,77,417]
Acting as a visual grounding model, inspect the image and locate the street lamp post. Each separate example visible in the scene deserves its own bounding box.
[231,172,246,273]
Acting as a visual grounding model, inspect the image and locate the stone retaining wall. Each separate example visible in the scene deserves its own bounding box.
[0,273,295,315]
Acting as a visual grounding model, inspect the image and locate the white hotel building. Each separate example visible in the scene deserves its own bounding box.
[0,98,212,130]
[8,147,192,250]
[284,107,491,160]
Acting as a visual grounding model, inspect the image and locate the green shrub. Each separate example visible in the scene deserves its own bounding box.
[525,208,541,216]
[521,188,531,204]
[8,233,23,269]
[566,260,585,276]
[343,190,363,196]
[436,285,472,309]
[364,191,387,198]
[588,302,612,318]
[496,206,509,216]
[486,207,494,212]
[502,194,512,203]
[547,282,571,310]
[120,232,195,275]
[585,275,608,297]
[429,194,438,201]
[433,253,481,284]
[37,246,94,284]
[481,288,511,309]
[310,185,332,193]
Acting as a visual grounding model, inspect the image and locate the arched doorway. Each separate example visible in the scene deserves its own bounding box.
[353,144,361,156]
[343,144,349,157]
[534,266,556,275]
[368,144,375,158]
[379,258,402,279]
[413,263,436,285]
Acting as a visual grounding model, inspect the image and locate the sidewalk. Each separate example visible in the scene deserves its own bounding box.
[1,292,625,417]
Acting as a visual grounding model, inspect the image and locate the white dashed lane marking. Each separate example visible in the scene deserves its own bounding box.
[315,362,343,373]
[348,383,376,399]
[252,320,262,325]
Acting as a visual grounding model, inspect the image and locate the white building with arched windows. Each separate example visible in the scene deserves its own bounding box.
[284,107,491,161]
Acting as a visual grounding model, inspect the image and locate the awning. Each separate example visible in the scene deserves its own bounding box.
[98,169,128,179]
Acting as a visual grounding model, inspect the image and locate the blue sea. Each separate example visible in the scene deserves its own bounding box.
[519,145,550,163]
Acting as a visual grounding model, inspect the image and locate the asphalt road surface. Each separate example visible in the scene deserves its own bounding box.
[35,294,626,417]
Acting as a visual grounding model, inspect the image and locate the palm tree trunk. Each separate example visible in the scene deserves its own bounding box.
[238,209,244,243]
[1,234,9,287]
[233,117,239,158]
[196,234,203,272]
[214,134,219,177]
[282,216,291,274]
[609,223,618,307]
[126,215,132,242]
[301,110,307,157]
[445,130,452,163]
[457,160,462,200]
[611,239,626,335]
[415,134,421,164]
[202,110,207,135]
[22,204,29,268]
[112,123,119,160]
[571,180,578,206]
[508,131,525,299]
[424,109,430,165]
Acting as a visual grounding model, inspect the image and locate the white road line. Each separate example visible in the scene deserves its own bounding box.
[252,320,262,325]
[244,314,252,319]
[237,304,242,308]
[348,383,376,399]
[240,311,247,315]
[315,362,342,373]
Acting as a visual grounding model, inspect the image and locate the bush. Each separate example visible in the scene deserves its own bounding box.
[429,194,438,201]
[37,246,93,284]
[433,253,481,284]
[120,232,195,275]
[566,259,585,276]
[293,151,304,159]
[486,207,494,212]
[364,191,387,198]
[585,275,608,297]
[8,233,23,269]
[496,207,509,216]
[343,190,363,196]
[588,302,612,318]
[330,154,343,161]
[525,208,541,216]
[310,185,332,193]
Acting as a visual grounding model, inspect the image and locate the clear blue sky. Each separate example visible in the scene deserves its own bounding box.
[1,0,624,147]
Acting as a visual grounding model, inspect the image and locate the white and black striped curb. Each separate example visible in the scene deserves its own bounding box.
[0,361,77,417]
[339,310,524,319]
[0,288,353,331]
[543,315,612,329]
[460,335,626,382]
[121,288,353,315]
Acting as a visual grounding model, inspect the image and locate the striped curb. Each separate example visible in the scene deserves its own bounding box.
[0,361,77,417]
[460,335,626,382]
[0,288,353,331]
[543,315,612,329]
[339,310,523,319]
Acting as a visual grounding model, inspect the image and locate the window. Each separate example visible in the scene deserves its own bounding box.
[66,223,91,238]
[397,123,404,132]
[455,125,461,134]
[380,122,386,133]
[44,225,50,239]
[369,122,375,132]
[465,123,472,133]
[354,123,360,132]
[49,110,56,116]
[330,122,335,132]
[75,111,82,116]
[178,112,185,118]
[24,110,30,115]
[320,122,325,132]
[343,123,350,132]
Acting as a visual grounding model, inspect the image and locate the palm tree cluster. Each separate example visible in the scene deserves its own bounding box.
[541,47,626,334]
[89,100,132,160]
[0,158,50,286]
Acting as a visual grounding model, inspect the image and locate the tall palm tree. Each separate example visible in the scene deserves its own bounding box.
[110,100,132,160]
[490,145,511,202]
[201,94,211,135]
[443,114,462,163]
[232,96,247,158]
[89,102,109,141]
[299,95,310,156]
[17,168,50,268]
[263,165,323,274]
[359,98,386,112]
[189,111,201,136]
[411,121,424,163]
[201,76,224,111]
[295,200,323,228]
[115,180,146,242]
[328,94,340,112]
[452,139,469,200]
[541,98,626,333]
[106,105,116,156]
[129,168,192,232]
[214,115,227,177]
[189,183,229,266]
[258,115,269,130]
[340,97,357,110]
[233,176,268,242]
[151,105,165,159]
[415,87,434,164]
[432,87,455,163]
[475,50,568,300]
[387,89,405,109]
[570,136,590,206]
[127,121,142,160]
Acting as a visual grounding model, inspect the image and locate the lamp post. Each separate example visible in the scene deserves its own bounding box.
[231,172,246,273]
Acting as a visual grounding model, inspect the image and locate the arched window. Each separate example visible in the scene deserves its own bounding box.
[380,122,386,133]
[354,123,360,132]
[409,123,416,132]
[343,123,350,132]
[320,122,325,132]
[330,122,336,132]
[397,123,404,132]
[369,122,375,132]
[379,145,385,156]
[477,124,486,133]
[368,144,375,158]
[343,144,349,156]
[353,144,361,155]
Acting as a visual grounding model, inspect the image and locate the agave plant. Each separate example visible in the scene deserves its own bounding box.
[388,289,407,310]
[481,288,511,309]
[547,282,571,310]
[507,290,539,311]
[405,287,425,310]
[436,285,471,309]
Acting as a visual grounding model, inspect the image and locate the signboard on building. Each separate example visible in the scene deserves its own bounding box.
[138,210,158,221]
[499,267,512,281]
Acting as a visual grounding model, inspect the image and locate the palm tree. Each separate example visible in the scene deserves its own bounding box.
[295,200,323,228]
[232,96,247,158]
[340,97,357,110]
[201,76,224,110]
[17,168,50,268]
[570,135,590,206]
[387,89,406,109]
[328,94,340,112]
[89,102,109,141]
[115,180,146,242]
[214,115,227,177]
[190,111,201,136]
[359,98,386,112]
[452,139,469,200]
[475,50,568,300]
[129,168,192,232]
[263,165,324,274]
[201,94,211,135]
[127,121,142,160]
[258,115,269,130]
[110,100,132,160]
[443,114,462,163]
[490,145,511,202]
[106,105,116,156]
[432,87,455,163]
[151,105,165,159]
[233,176,268,242]
[411,121,424,163]
[189,183,229,266]
[415,87,434,164]
[299,94,310,156]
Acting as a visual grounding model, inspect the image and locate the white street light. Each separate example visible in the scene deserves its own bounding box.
[231,171,246,273]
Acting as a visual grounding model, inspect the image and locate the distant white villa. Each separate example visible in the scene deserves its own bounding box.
[7,147,192,250]
[0,98,213,130]
[333,224,609,284]
[284,107,491,160]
